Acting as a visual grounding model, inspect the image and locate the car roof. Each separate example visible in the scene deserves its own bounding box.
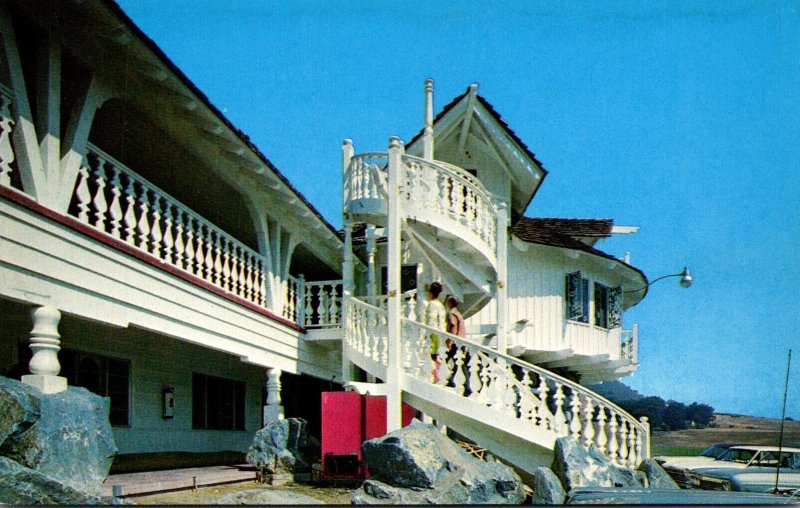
[727,445,800,452]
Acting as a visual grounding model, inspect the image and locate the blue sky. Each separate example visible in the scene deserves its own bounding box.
[116,0,799,418]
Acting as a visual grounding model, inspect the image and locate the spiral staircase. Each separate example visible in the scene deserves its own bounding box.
[339,133,650,480]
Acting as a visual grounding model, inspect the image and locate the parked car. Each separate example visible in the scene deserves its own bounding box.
[654,443,740,488]
[686,446,800,493]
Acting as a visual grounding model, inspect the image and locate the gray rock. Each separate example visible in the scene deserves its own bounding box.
[532,466,566,504]
[551,436,639,491]
[637,458,680,489]
[246,418,310,476]
[217,488,323,504]
[0,456,125,505]
[0,376,118,496]
[354,419,525,504]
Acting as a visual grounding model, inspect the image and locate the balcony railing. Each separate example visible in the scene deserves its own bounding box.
[0,84,18,192]
[344,152,498,266]
[620,325,639,364]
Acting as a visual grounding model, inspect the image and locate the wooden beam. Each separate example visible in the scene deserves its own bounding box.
[456,84,478,153]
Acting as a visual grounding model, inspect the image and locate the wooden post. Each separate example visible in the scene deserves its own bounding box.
[386,136,404,431]
[22,306,67,394]
[422,79,434,160]
[496,202,508,354]
[341,139,355,383]
[366,225,376,298]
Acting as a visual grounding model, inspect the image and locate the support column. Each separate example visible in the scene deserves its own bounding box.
[496,202,508,354]
[341,138,355,384]
[366,225,376,298]
[422,79,434,160]
[22,306,67,394]
[263,368,284,424]
[386,136,404,431]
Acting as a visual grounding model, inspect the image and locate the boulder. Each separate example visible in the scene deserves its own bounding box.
[551,436,639,491]
[0,376,118,496]
[246,417,311,476]
[531,466,566,504]
[217,488,323,504]
[353,419,525,504]
[0,456,124,505]
[637,458,680,489]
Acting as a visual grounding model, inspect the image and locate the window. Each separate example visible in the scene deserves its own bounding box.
[192,373,246,431]
[59,349,130,426]
[565,272,589,323]
[595,283,623,329]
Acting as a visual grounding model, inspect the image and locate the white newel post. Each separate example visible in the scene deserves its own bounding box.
[297,274,306,326]
[263,368,284,424]
[423,79,434,160]
[386,136,404,431]
[341,139,355,383]
[496,202,509,354]
[22,306,67,394]
[366,225,377,298]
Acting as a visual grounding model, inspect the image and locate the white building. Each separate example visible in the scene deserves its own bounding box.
[0,0,654,478]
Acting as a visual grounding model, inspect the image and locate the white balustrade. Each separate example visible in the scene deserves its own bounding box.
[344,151,498,265]
[69,144,276,313]
[302,280,343,328]
[343,295,649,468]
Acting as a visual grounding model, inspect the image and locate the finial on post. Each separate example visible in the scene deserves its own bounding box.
[423,79,434,160]
[388,136,404,151]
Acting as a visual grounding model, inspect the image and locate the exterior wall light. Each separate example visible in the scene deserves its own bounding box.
[624,266,693,294]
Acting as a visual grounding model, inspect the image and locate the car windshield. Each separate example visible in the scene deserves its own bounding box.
[700,444,731,458]
[716,448,756,463]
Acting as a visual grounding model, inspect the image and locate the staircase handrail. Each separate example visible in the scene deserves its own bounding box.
[404,318,648,436]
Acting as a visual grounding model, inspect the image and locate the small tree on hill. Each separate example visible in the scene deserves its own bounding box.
[686,402,715,427]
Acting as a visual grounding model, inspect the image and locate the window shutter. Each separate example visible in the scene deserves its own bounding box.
[609,286,623,328]
[566,272,588,322]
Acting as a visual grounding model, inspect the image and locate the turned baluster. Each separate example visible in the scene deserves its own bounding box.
[607,414,620,463]
[258,259,268,307]
[212,232,223,287]
[107,165,123,239]
[172,207,185,270]
[553,384,567,435]
[452,347,466,394]
[161,199,174,264]
[568,391,583,441]
[221,238,232,292]
[74,162,92,223]
[595,407,608,453]
[91,155,109,230]
[122,174,138,246]
[537,377,552,429]
[618,420,630,467]
[379,312,389,366]
[330,285,340,324]
[628,424,638,466]
[149,192,163,260]
[467,348,481,400]
[242,251,253,302]
[518,371,534,423]
[502,369,517,416]
[203,227,215,282]
[183,216,196,275]
[136,182,151,252]
[582,398,596,448]
[304,284,313,326]
[192,222,205,278]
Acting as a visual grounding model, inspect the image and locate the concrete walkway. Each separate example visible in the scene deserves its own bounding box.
[101,464,257,497]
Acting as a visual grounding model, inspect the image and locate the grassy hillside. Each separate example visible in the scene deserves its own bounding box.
[651,413,800,456]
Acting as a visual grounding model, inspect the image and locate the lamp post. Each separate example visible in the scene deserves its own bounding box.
[623,266,693,294]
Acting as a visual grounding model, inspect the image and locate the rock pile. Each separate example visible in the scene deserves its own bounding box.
[0,376,121,504]
[352,420,525,504]
[530,436,679,504]
[246,417,311,482]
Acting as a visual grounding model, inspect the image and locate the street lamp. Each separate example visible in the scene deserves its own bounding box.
[624,266,693,294]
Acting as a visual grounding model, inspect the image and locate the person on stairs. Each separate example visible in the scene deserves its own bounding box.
[424,281,447,384]
[444,295,468,390]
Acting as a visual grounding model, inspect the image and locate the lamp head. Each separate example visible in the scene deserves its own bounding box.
[679,266,693,288]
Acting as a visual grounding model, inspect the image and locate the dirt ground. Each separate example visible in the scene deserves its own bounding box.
[651,413,800,450]
[131,481,355,505]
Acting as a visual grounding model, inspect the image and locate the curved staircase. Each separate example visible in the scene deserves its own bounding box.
[341,139,649,479]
